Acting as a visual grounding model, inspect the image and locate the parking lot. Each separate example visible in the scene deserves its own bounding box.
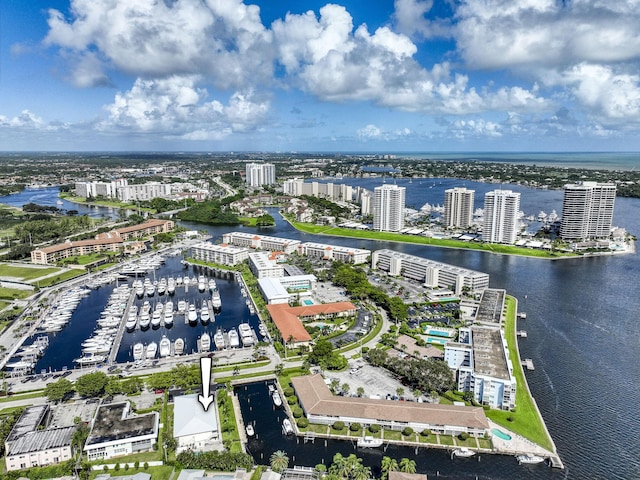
[325,359,422,402]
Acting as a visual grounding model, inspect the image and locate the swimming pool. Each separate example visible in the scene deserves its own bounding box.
[492,428,512,440]
[303,299,314,305]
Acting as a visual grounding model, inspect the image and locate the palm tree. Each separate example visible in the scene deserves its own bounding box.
[356,386,365,397]
[270,450,289,473]
[399,458,417,474]
[329,453,349,479]
[380,456,399,479]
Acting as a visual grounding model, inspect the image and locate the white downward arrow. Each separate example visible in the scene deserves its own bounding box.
[198,357,214,411]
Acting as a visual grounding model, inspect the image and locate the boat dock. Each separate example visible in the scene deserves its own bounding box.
[108,288,136,364]
[521,359,535,370]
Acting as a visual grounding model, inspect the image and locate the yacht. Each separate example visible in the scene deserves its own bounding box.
[211,287,222,311]
[357,436,384,448]
[133,342,144,361]
[200,304,210,324]
[167,278,176,295]
[516,454,546,464]
[145,284,155,297]
[246,424,255,437]
[135,284,145,298]
[183,276,190,286]
[187,303,198,324]
[214,329,225,350]
[258,324,268,339]
[139,313,151,330]
[124,315,138,332]
[174,338,185,355]
[452,448,476,458]
[199,332,211,352]
[176,276,183,286]
[177,300,187,313]
[228,328,239,347]
[272,390,282,407]
[74,354,106,366]
[238,323,254,346]
[208,278,216,292]
[164,309,174,328]
[198,276,206,292]
[151,310,162,329]
[282,418,293,435]
[145,341,158,359]
[157,279,166,295]
[159,336,171,357]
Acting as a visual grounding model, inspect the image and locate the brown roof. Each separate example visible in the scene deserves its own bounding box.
[36,237,123,254]
[389,473,427,480]
[115,219,171,235]
[292,374,489,430]
[288,301,356,317]
[266,304,312,343]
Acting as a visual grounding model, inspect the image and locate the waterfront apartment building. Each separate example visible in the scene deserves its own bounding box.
[283,178,353,202]
[297,242,371,264]
[444,187,475,229]
[373,184,405,232]
[444,326,516,410]
[116,182,172,202]
[31,219,174,264]
[292,375,489,437]
[245,163,276,186]
[483,190,521,244]
[75,180,118,199]
[560,182,616,241]
[5,405,75,472]
[191,242,249,266]
[222,232,301,254]
[248,252,285,278]
[371,249,490,294]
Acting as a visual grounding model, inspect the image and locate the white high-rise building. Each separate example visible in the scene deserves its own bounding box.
[444,187,475,229]
[483,190,520,244]
[560,182,616,241]
[373,184,405,232]
[245,163,276,187]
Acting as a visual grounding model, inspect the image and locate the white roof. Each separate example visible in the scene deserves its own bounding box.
[258,277,289,299]
[173,395,218,438]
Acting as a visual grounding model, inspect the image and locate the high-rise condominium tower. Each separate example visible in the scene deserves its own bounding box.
[245,163,276,187]
[444,187,475,229]
[483,190,520,244]
[373,184,406,232]
[560,182,616,241]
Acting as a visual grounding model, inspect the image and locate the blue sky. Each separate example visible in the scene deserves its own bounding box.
[2,0,640,152]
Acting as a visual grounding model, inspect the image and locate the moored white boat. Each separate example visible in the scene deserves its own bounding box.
[228,328,239,347]
[246,424,255,437]
[133,342,144,361]
[272,391,282,407]
[282,418,293,435]
[187,303,198,324]
[357,436,383,448]
[214,329,225,349]
[516,454,546,464]
[453,448,476,458]
[159,336,171,357]
[146,341,158,359]
[174,338,184,355]
[200,304,210,324]
[199,332,211,352]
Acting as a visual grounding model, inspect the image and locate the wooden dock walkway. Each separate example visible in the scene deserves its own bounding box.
[521,359,535,370]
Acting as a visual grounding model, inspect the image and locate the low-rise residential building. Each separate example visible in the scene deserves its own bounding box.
[191,242,249,266]
[371,249,490,294]
[173,394,219,453]
[222,232,301,254]
[298,242,371,264]
[84,402,159,461]
[257,275,317,304]
[104,219,174,241]
[248,252,284,278]
[292,374,489,437]
[31,237,123,264]
[5,405,75,472]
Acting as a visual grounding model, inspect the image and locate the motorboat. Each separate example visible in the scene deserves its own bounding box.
[258,324,267,338]
[214,329,225,350]
[163,309,174,327]
[246,424,255,437]
[211,289,222,311]
[187,303,198,324]
[139,313,151,330]
[167,279,176,295]
[208,279,216,292]
[151,310,162,329]
[135,285,145,298]
[174,338,184,355]
[516,454,546,464]
[238,323,254,346]
[452,448,476,458]
[198,276,206,292]
[177,300,187,313]
[133,342,144,361]
[146,341,158,359]
[145,284,155,297]
[357,436,384,448]
[272,391,282,407]
[228,328,239,347]
[282,418,293,435]
[199,332,211,352]
[200,304,210,324]
[176,276,183,286]
[159,336,171,357]
[74,354,106,365]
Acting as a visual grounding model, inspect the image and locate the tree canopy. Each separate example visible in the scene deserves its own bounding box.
[45,378,74,402]
[75,371,109,398]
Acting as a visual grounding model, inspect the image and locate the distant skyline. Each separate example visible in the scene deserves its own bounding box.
[3,1,640,152]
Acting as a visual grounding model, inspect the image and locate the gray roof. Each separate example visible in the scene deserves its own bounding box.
[7,426,75,456]
[85,402,158,447]
[176,470,206,480]
[173,394,218,438]
[7,405,49,441]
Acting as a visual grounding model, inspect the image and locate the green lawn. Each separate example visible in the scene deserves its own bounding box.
[485,296,554,451]
[0,300,11,311]
[37,269,86,287]
[61,193,156,213]
[0,264,62,281]
[290,221,576,259]
[0,287,33,300]
[239,217,258,227]
[438,435,454,446]
[382,430,402,441]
